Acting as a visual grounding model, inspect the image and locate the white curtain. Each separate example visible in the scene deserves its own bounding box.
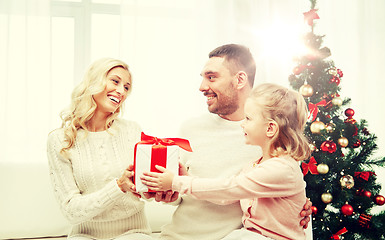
[0,0,52,165]
[1,1,384,194]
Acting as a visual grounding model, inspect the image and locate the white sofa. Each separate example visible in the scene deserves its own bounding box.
[0,161,312,240]
[0,161,175,240]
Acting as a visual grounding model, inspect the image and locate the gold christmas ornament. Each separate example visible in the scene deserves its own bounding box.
[340,175,355,189]
[299,84,314,97]
[310,121,326,134]
[332,96,343,106]
[317,163,329,174]
[309,143,317,152]
[338,137,349,148]
[329,68,338,76]
[326,122,336,133]
[321,192,333,204]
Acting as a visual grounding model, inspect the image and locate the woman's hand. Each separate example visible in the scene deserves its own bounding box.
[117,164,141,198]
[178,162,188,176]
[141,165,174,191]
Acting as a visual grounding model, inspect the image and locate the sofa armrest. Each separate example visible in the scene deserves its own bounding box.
[0,161,70,239]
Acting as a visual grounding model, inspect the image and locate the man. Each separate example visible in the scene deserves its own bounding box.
[128,44,311,240]
[159,44,260,240]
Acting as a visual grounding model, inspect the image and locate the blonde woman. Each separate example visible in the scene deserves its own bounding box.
[141,83,311,240]
[47,58,152,240]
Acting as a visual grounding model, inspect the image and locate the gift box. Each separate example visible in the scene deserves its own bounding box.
[134,132,192,192]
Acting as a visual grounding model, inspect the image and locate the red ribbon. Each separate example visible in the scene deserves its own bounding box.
[308,99,327,122]
[149,144,167,173]
[331,227,348,239]
[301,157,319,176]
[354,171,376,181]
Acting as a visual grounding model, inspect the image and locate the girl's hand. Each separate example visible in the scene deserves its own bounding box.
[141,165,174,191]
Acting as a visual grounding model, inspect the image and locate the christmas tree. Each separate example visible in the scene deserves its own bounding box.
[289,1,385,239]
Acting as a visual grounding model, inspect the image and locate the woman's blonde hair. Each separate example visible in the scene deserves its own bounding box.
[60,58,131,154]
[250,83,311,161]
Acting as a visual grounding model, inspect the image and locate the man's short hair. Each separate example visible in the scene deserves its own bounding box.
[209,44,256,87]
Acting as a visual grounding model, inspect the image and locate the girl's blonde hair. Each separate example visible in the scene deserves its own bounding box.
[250,83,311,161]
[60,58,131,154]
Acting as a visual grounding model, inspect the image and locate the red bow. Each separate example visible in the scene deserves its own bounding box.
[139,132,192,152]
[301,157,319,176]
[331,227,348,239]
[308,99,327,122]
[354,171,376,181]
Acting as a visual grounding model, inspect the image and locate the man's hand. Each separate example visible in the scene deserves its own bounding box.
[143,191,179,203]
[300,198,312,228]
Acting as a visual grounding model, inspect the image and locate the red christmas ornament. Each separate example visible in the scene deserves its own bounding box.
[363,191,372,198]
[374,195,385,206]
[320,140,337,153]
[357,189,372,198]
[293,67,301,75]
[330,76,341,85]
[341,204,354,216]
[353,139,361,148]
[311,206,318,215]
[337,69,343,77]
[335,78,340,85]
[293,65,306,75]
[345,108,355,118]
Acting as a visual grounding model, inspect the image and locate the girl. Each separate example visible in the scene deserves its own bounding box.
[47,58,152,240]
[141,83,311,240]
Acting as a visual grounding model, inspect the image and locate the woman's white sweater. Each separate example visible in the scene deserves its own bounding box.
[47,119,151,239]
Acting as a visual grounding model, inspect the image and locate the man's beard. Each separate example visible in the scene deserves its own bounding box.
[209,90,239,116]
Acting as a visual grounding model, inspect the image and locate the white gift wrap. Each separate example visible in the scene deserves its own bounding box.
[134,144,179,192]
